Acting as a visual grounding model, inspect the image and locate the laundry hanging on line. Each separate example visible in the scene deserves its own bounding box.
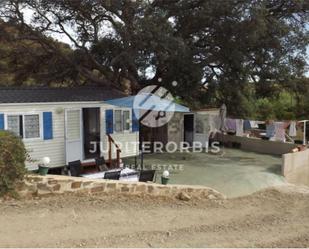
[226,118,236,132]
[243,120,252,131]
[273,122,286,142]
[236,119,244,137]
[266,122,276,138]
[289,121,297,137]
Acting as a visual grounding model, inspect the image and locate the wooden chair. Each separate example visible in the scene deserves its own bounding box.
[104,171,121,180]
[68,160,82,177]
[139,170,156,182]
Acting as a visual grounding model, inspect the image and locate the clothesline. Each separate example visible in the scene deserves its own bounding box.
[224,118,308,144]
[202,114,308,145]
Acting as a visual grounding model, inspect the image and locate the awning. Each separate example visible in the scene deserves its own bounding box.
[105,94,190,113]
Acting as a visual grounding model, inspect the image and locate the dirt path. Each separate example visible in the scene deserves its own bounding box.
[1,185,309,248]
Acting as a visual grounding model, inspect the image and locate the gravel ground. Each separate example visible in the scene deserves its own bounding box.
[1,185,309,248]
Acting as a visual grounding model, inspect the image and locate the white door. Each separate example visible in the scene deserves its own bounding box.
[65,109,83,164]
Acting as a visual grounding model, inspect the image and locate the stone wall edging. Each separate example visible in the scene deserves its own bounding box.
[282,149,309,186]
[17,174,226,200]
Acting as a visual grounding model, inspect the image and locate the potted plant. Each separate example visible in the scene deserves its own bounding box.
[161,170,170,185]
[38,157,50,176]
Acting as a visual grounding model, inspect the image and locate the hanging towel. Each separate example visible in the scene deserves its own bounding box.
[266,123,275,138]
[289,121,297,137]
[236,119,244,137]
[243,120,252,131]
[249,121,259,129]
[274,122,286,142]
[226,118,236,132]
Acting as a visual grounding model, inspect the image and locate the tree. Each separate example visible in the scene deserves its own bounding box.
[0,0,308,115]
[0,20,77,86]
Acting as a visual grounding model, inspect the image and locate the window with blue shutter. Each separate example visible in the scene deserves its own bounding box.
[0,114,4,130]
[43,112,53,140]
[132,109,139,132]
[105,109,114,134]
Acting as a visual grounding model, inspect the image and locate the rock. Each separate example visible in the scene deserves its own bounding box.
[208,194,216,200]
[167,231,172,237]
[9,203,21,208]
[177,192,191,201]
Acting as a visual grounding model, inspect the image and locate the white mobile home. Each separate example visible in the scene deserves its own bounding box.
[0,87,139,170]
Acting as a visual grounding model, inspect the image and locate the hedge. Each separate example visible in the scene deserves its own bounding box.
[0,130,27,196]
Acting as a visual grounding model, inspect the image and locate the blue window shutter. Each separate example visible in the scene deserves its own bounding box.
[105,109,114,134]
[43,112,53,140]
[132,109,139,132]
[0,114,4,130]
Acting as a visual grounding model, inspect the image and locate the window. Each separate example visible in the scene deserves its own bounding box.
[115,110,123,132]
[7,114,40,139]
[7,115,22,137]
[114,110,131,133]
[123,110,130,131]
[24,115,40,138]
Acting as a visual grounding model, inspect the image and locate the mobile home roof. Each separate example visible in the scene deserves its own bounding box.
[0,86,125,104]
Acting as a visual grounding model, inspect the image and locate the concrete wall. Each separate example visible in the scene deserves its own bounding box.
[216,134,297,156]
[17,175,226,200]
[282,150,309,186]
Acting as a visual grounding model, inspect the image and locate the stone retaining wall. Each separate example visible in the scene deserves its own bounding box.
[282,149,309,186]
[216,134,297,156]
[17,175,226,200]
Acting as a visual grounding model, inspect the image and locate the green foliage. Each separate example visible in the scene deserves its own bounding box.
[0,131,27,197]
[255,91,297,120]
[255,98,275,120]
[273,91,297,120]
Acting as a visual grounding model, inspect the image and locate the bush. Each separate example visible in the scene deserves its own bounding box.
[0,130,27,197]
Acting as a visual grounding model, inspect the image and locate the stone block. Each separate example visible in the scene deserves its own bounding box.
[82,181,94,188]
[71,182,82,189]
[37,183,53,192]
[27,177,43,183]
[106,182,117,190]
[147,185,155,194]
[177,192,191,201]
[52,184,61,192]
[161,188,171,195]
[121,186,131,192]
[91,186,104,193]
[135,184,147,192]
[48,180,58,185]
[186,187,195,193]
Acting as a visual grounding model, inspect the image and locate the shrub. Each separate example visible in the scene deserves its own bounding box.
[0,130,27,197]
